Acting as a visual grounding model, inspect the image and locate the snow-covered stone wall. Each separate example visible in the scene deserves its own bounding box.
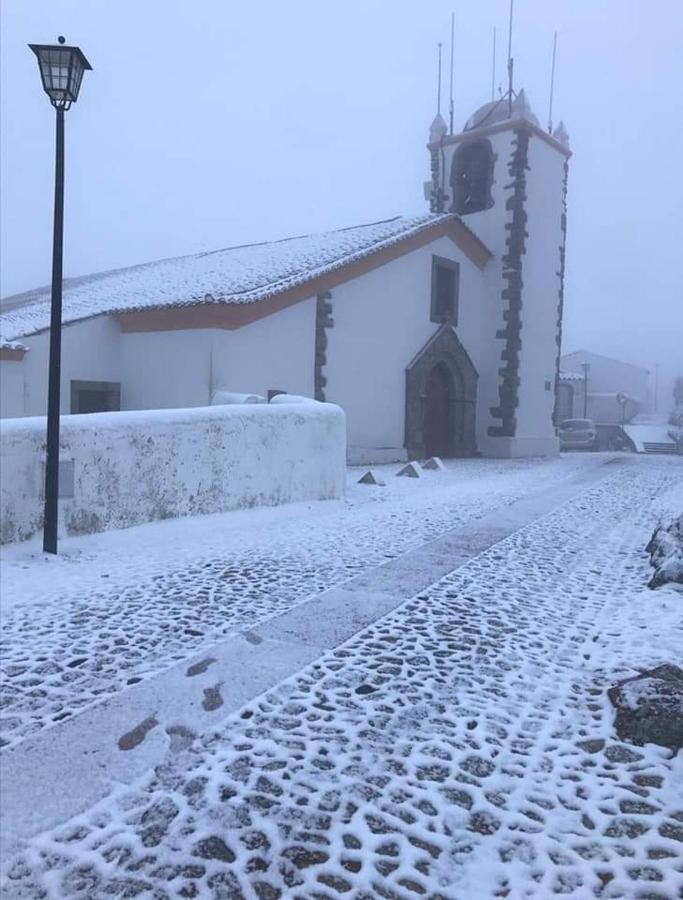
[0,400,345,544]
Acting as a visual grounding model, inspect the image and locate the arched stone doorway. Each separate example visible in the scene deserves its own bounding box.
[405,326,478,459]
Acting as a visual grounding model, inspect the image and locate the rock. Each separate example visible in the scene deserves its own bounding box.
[396,462,423,478]
[282,845,328,869]
[192,835,236,863]
[357,470,386,486]
[576,739,605,754]
[646,514,683,590]
[608,664,683,752]
[139,797,179,847]
[422,456,445,471]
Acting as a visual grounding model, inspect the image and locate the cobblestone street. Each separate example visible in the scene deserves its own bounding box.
[1,456,681,899]
[0,456,604,751]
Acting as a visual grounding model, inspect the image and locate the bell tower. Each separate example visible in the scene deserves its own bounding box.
[426,91,572,457]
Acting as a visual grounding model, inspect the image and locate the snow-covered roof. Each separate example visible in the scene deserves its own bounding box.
[464,88,539,132]
[0,213,487,343]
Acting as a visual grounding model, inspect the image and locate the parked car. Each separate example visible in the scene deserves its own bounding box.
[558,418,598,451]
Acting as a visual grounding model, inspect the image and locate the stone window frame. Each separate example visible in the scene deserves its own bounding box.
[430,255,460,326]
[70,379,121,414]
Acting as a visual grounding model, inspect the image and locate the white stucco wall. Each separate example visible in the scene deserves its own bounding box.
[0,360,26,418]
[213,297,316,398]
[119,298,316,411]
[514,134,566,442]
[0,400,345,544]
[323,235,491,459]
[5,316,122,417]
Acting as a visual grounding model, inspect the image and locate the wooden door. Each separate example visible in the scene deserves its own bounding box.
[424,364,452,457]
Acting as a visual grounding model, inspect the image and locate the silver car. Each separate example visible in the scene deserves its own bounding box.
[559,418,597,450]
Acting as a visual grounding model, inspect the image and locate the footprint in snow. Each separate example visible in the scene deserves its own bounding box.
[202,684,224,712]
[186,657,216,677]
[117,715,158,751]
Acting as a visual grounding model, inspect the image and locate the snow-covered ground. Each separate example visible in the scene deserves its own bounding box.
[1,453,682,898]
[0,454,607,753]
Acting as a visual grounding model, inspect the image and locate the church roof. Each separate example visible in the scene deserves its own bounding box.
[0,213,490,343]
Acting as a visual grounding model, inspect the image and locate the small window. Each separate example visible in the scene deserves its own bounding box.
[71,380,120,414]
[430,256,460,324]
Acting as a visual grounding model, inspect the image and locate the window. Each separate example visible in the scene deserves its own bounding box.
[450,139,494,215]
[430,255,460,324]
[70,380,120,414]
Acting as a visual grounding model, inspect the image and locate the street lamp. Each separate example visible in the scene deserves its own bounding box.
[581,362,591,419]
[29,37,92,554]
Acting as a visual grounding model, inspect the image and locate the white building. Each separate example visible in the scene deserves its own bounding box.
[0,91,571,463]
[558,350,651,425]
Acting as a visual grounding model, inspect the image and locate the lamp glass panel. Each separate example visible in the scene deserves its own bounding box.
[31,44,89,105]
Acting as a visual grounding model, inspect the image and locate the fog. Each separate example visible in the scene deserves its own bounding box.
[1,0,681,407]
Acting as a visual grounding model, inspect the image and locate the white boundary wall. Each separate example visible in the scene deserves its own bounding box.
[0,400,345,544]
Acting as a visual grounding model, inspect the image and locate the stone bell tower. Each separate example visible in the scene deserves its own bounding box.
[426,90,572,457]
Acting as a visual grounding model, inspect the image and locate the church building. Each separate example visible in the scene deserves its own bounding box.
[0,91,571,463]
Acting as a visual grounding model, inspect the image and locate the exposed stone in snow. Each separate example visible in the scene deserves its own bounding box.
[646,513,683,589]
[608,664,683,752]
[422,456,445,471]
[357,470,386,486]
[396,461,422,478]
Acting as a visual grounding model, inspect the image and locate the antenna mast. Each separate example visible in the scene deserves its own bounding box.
[507,0,514,117]
[547,31,558,133]
[449,13,455,134]
[437,42,443,115]
[491,27,496,103]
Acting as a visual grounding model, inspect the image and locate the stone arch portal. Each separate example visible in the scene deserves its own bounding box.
[405,326,478,459]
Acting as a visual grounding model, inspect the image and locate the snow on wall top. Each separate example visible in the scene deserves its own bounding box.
[0,213,459,342]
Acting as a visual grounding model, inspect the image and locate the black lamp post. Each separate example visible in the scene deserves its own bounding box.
[29,37,92,554]
[581,362,591,419]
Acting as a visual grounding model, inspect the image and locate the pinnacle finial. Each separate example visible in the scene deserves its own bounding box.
[429,113,448,144]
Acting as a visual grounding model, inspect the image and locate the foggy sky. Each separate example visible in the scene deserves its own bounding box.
[1,0,682,406]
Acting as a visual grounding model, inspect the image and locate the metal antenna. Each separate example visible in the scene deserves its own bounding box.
[507,0,514,117]
[547,31,558,133]
[491,27,496,103]
[437,42,443,115]
[448,13,455,134]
